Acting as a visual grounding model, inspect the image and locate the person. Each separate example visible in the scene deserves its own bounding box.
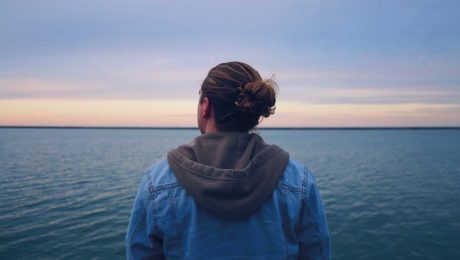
[125,61,330,259]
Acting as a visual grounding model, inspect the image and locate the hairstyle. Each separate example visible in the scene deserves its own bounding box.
[200,61,277,132]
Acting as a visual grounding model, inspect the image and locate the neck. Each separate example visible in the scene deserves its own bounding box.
[203,123,218,134]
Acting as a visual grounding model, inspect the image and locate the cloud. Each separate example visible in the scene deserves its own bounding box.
[1,98,459,127]
[0,98,197,127]
[265,101,460,127]
[1,1,460,126]
[280,86,460,105]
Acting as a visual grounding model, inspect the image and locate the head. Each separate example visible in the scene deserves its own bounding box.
[197,61,277,134]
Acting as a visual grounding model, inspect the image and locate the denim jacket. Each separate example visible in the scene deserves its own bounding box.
[125,159,330,259]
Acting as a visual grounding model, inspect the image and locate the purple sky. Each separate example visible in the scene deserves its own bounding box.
[1,0,459,126]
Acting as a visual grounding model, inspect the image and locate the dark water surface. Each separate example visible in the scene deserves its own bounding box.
[1,128,459,259]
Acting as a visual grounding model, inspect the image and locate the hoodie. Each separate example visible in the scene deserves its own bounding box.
[167,132,289,219]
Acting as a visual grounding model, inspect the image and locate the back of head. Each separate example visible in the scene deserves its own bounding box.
[200,61,277,132]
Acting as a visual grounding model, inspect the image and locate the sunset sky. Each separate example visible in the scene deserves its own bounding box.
[1,0,459,127]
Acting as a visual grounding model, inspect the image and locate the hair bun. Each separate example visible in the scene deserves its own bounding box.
[235,79,277,118]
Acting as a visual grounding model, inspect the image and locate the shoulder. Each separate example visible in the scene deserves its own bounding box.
[142,159,180,192]
[279,159,307,187]
[279,159,318,198]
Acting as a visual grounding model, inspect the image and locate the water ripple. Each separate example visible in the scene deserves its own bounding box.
[1,128,460,259]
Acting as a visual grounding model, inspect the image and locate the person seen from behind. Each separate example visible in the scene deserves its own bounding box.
[125,61,331,259]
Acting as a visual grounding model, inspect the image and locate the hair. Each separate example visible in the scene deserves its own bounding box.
[200,61,277,132]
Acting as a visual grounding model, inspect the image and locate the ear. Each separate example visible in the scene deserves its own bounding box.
[201,97,212,118]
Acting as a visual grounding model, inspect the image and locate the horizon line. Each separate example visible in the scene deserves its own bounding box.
[1,125,460,130]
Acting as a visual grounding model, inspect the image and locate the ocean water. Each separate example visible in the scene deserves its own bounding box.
[0,128,459,259]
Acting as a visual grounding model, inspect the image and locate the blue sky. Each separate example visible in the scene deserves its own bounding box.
[1,0,459,126]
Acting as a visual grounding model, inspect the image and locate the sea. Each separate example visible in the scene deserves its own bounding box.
[0,128,459,259]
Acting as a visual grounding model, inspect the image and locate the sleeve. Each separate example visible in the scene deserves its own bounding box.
[298,167,331,260]
[125,173,165,260]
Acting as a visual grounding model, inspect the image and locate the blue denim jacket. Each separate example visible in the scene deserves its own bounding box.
[125,159,330,259]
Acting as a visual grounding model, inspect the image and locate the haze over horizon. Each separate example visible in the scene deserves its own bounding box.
[1,1,459,127]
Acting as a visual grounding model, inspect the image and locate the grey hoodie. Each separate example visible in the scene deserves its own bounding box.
[167,132,289,219]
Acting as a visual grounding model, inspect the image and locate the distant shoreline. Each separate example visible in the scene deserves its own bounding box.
[1,126,459,130]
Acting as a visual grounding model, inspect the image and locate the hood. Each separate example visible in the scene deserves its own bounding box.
[167,132,289,219]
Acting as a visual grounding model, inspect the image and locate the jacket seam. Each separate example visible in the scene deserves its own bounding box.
[280,188,290,257]
[278,182,303,193]
[147,173,159,236]
[301,166,307,201]
[151,182,181,192]
[168,190,185,259]
[302,167,326,258]
[294,167,308,243]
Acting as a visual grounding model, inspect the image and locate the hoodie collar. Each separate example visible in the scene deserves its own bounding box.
[167,132,289,219]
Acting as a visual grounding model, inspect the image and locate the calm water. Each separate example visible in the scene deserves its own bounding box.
[1,128,459,259]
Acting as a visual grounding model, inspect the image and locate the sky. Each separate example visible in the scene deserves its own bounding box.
[1,0,459,127]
